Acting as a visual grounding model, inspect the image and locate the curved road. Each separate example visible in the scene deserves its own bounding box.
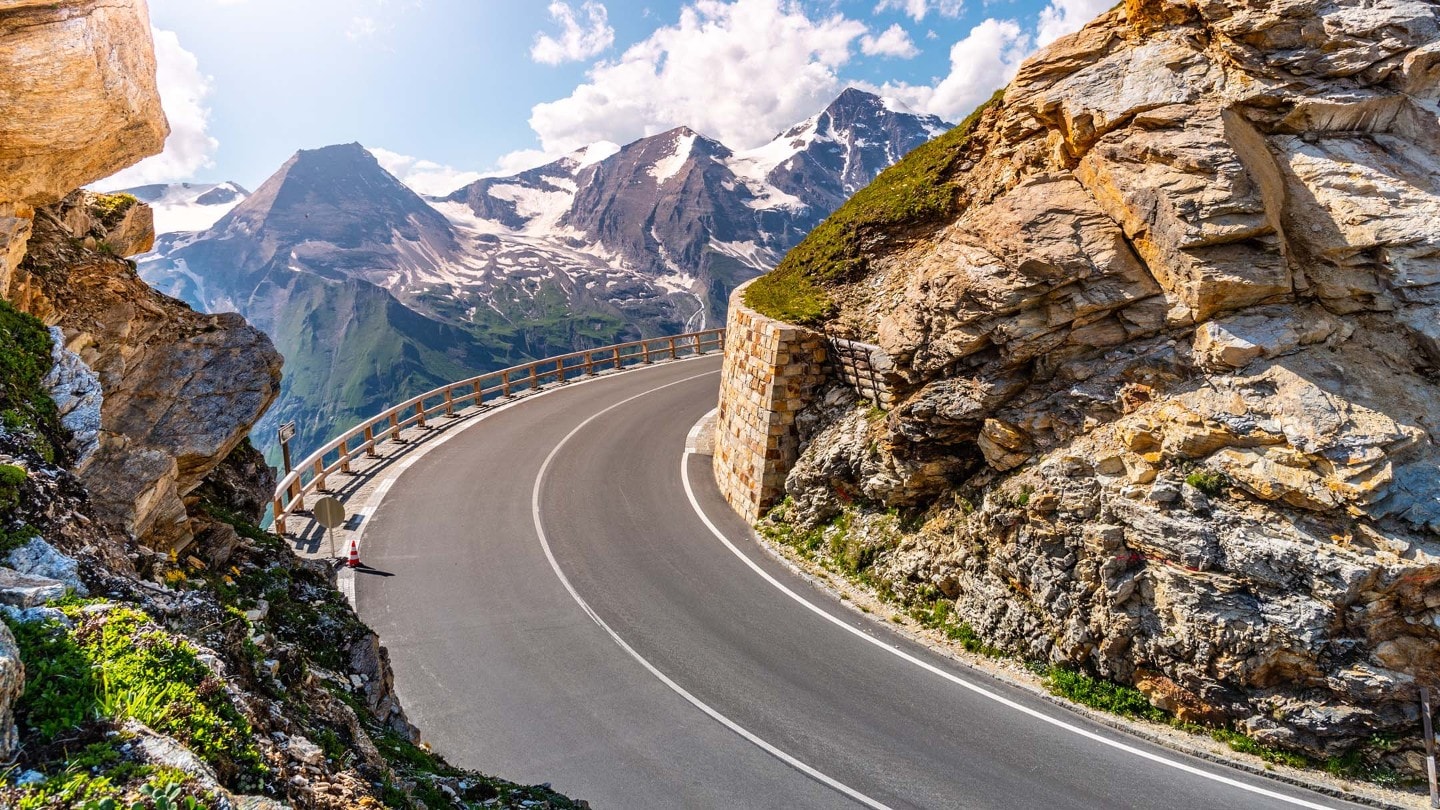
[355,356,1363,810]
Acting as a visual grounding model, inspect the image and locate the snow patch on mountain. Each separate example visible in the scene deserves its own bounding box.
[650,132,697,184]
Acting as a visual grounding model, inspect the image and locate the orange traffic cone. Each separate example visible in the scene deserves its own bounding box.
[346,538,360,568]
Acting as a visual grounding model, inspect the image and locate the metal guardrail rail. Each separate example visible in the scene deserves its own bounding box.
[271,328,725,535]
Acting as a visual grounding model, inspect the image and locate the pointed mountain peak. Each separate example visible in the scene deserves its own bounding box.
[828,86,884,110]
[210,141,457,250]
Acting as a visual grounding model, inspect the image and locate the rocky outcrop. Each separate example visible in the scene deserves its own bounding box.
[0,0,166,284]
[17,195,282,552]
[0,622,19,760]
[751,0,1440,772]
[0,0,268,552]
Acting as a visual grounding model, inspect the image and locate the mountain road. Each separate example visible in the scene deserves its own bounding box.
[354,354,1368,810]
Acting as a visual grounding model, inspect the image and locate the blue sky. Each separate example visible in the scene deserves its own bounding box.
[107,0,1110,194]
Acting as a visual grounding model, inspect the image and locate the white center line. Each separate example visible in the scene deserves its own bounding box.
[531,370,892,810]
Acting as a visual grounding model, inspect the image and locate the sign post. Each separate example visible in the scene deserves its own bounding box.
[278,421,297,475]
[312,496,347,560]
[1423,686,1438,809]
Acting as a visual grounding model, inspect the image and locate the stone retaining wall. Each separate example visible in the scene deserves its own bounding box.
[713,281,829,523]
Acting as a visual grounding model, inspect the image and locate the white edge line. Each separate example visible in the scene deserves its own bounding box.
[532,371,892,810]
[679,448,1342,810]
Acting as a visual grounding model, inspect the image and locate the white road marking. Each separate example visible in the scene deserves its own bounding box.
[532,371,891,810]
[337,354,720,559]
[679,449,1343,810]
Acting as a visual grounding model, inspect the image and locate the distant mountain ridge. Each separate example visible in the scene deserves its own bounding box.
[120,180,250,233]
[136,88,951,459]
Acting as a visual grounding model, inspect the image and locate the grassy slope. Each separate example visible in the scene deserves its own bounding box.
[744,90,1003,324]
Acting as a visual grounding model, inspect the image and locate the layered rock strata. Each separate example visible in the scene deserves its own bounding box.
[744,0,1440,770]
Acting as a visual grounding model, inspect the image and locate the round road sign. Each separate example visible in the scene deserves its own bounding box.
[313,496,347,530]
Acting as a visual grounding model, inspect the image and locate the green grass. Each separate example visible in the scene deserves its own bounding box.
[745,89,1003,324]
[4,606,266,788]
[0,464,26,512]
[1037,665,1168,723]
[0,299,63,463]
[1185,470,1228,496]
[1208,727,1311,769]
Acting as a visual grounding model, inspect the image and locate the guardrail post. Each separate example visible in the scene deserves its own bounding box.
[556,358,566,384]
[642,342,652,364]
[289,476,304,512]
[668,337,677,359]
[274,497,288,536]
[612,346,622,370]
[389,412,401,441]
[528,364,539,392]
[364,425,378,457]
[445,388,455,417]
[502,370,512,398]
[585,352,596,377]
[694,334,705,355]
[339,439,351,473]
[416,401,427,429]
[314,458,327,493]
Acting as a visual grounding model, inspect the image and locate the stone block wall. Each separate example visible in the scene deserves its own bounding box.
[713,280,829,523]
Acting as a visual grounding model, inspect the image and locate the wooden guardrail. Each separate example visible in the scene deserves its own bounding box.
[271,328,725,535]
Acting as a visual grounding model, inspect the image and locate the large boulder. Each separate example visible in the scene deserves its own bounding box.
[19,196,282,551]
[0,0,167,206]
[0,622,20,760]
[0,0,167,288]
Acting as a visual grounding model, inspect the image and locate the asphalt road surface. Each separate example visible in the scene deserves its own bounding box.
[355,355,1366,810]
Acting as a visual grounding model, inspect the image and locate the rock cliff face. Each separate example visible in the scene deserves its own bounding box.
[0,3,585,807]
[0,0,167,287]
[17,194,282,553]
[0,0,270,554]
[752,0,1440,772]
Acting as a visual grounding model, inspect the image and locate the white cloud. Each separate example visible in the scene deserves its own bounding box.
[368,148,485,196]
[102,28,219,188]
[346,16,379,41]
[860,23,918,58]
[1035,0,1112,47]
[871,17,1029,121]
[491,149,556,175]
[531,1,616,65]
[522,0,866,157]
[873,0,964,22]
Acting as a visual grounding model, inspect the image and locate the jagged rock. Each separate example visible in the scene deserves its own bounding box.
[1191,306,1343,372]
[0,621,20,760]
[876,173,1162,378]
[766,0,1440,769]
[0,567,69,607]
[0,1,166,207]
[288,734,325,766]
[15,199,283,551]
[5,537,86,595]
[0,0,166,289]
[193,439,276,525]
[43,325,102,463]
